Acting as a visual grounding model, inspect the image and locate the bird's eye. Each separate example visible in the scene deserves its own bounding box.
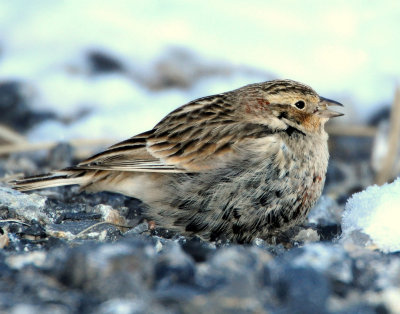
[294,100,305,109]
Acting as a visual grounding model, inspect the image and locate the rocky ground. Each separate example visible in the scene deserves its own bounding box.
[0,49,399,314]
[0,135,399,314]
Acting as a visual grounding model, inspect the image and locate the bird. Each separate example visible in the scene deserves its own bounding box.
[12,79,343,243]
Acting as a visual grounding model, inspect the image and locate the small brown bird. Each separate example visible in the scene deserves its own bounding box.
[13,79,343,243]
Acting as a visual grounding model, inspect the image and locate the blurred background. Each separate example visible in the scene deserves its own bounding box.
[1,0,400,195]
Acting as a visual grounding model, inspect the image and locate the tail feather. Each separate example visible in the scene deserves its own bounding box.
[11,168,87,191]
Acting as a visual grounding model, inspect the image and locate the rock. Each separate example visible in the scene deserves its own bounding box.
[368,105,391,126]
[268,266,330,313]
[293,228,320,244]
[180,236,214,263]
[87,51,125,74]
[0,81,55,133]
[0,186,48,223]
[135,47,272,91]
[155,243,195,287]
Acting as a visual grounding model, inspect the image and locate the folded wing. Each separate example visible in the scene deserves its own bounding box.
[75,94,276,173]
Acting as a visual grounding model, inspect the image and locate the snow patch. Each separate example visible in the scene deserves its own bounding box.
[342,178,400,253]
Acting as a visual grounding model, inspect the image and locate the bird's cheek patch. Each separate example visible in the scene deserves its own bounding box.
[245,98,270,113]
[302,114,321,131]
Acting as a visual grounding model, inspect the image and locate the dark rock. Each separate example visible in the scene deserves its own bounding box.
[0,81,55,133]
[375,303,390,314]
[181,236,214,263]
[124,197,144,218]
[136,47,272,91]
[337,304,379,314]
[6,222,26,235]
[368,106,390,126]
[43,236,68,250]
[87,50,125,74]
[316,224,342,241]
[55,212,102,224]
[351,253,385,291]
[270,266,330,313]
[23,219,46,237]
[53,239,154,300]
[151,227,177,239]
[124,221,148,235]
[154,243,196,288]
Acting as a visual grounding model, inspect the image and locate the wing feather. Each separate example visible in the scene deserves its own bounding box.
[73,94,275,173]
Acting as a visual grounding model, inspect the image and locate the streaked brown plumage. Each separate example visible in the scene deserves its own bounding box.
[12,79,343,243]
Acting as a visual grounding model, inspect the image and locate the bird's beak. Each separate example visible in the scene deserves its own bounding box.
[316,96,344,118]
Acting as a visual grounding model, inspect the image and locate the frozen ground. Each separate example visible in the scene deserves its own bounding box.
[0,174,399,313]
[0,1,399,142]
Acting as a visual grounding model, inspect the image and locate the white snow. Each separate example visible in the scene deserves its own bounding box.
[342,178,400,253]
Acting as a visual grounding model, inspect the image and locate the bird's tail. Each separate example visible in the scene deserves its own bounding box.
[11,167,88,191]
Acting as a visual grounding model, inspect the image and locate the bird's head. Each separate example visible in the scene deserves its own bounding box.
[239,79,343,133]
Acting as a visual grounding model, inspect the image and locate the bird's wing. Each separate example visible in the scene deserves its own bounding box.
[77,94,276,173]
